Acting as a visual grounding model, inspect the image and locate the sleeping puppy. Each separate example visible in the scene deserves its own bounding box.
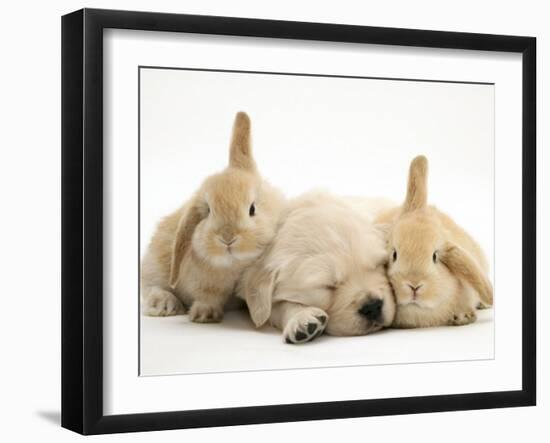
[238,191,395,344]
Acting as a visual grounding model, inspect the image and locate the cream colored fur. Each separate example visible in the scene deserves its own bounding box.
[141,112,285,322]
[374,156,493,328]
[239,191,396,344]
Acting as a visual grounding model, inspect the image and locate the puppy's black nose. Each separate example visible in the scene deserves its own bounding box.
[359,299,383,321]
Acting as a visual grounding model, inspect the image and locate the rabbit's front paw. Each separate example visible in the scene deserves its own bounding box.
[189,301,224,323]
[448,310,477,326]
[142,288,185,316]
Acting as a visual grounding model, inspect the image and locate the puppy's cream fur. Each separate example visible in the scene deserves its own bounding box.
[141,112,285,322]
[375,156,493,328]
[239,192,395,344]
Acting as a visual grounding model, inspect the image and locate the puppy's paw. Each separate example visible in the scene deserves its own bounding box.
[283,307,328,344]
[142,288,185,316]
[448,310,477,326]
[189,301,224,323]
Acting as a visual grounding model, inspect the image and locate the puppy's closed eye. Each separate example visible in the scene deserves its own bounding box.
[324,282,342,291]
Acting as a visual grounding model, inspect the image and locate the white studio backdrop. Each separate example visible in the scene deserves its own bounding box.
[104,28,521,415]
[139,68,495,263]
[138,67,496,376]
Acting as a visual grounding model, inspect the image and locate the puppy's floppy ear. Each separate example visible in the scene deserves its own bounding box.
[243,262,277,327]
[169,201,205,288]
[229,111,256,172]
[440,242,493,306]
[371,223,392,266]
[403,155,428,213]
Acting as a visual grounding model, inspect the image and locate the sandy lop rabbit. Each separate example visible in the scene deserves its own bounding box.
[375,155,493,328]
[141,112,285,323]
[239,191,395,344]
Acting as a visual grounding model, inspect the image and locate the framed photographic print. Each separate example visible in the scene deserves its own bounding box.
[61,8,536,435]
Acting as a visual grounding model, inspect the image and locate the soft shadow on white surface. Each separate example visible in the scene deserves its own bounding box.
[140,309,494,376]
[35,410,60,426]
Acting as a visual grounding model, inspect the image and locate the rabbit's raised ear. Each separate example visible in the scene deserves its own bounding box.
[403,155,428,212]
[169,201,205,288]
[229,111,256,172]
[440,242,494,306]
[243,263,277,327]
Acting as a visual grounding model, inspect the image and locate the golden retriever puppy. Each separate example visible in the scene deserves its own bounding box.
[239,191,395,344]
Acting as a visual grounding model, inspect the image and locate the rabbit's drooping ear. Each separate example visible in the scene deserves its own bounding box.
[169,202,205,288]
[229,111,256,172]
[403,155,429,212]
[243,263,277,327]
[440,242,494,306]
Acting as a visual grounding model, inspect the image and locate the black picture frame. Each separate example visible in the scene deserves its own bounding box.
[61,8,536,435]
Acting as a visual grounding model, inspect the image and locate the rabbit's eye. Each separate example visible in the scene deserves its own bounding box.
[205,205,210,215]
[433,251,437,263]
[392,249,397,262]
[249,203,256,217]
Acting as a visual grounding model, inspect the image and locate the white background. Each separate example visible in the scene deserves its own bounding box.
[0,1,546,442]
[138,66,496,376]
[140,68,495,256]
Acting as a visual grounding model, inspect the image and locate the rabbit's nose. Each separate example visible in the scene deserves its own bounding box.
[220,236,236,246]
[407,283,423,291]
[220,228,236,243]
[358,299,383,321]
